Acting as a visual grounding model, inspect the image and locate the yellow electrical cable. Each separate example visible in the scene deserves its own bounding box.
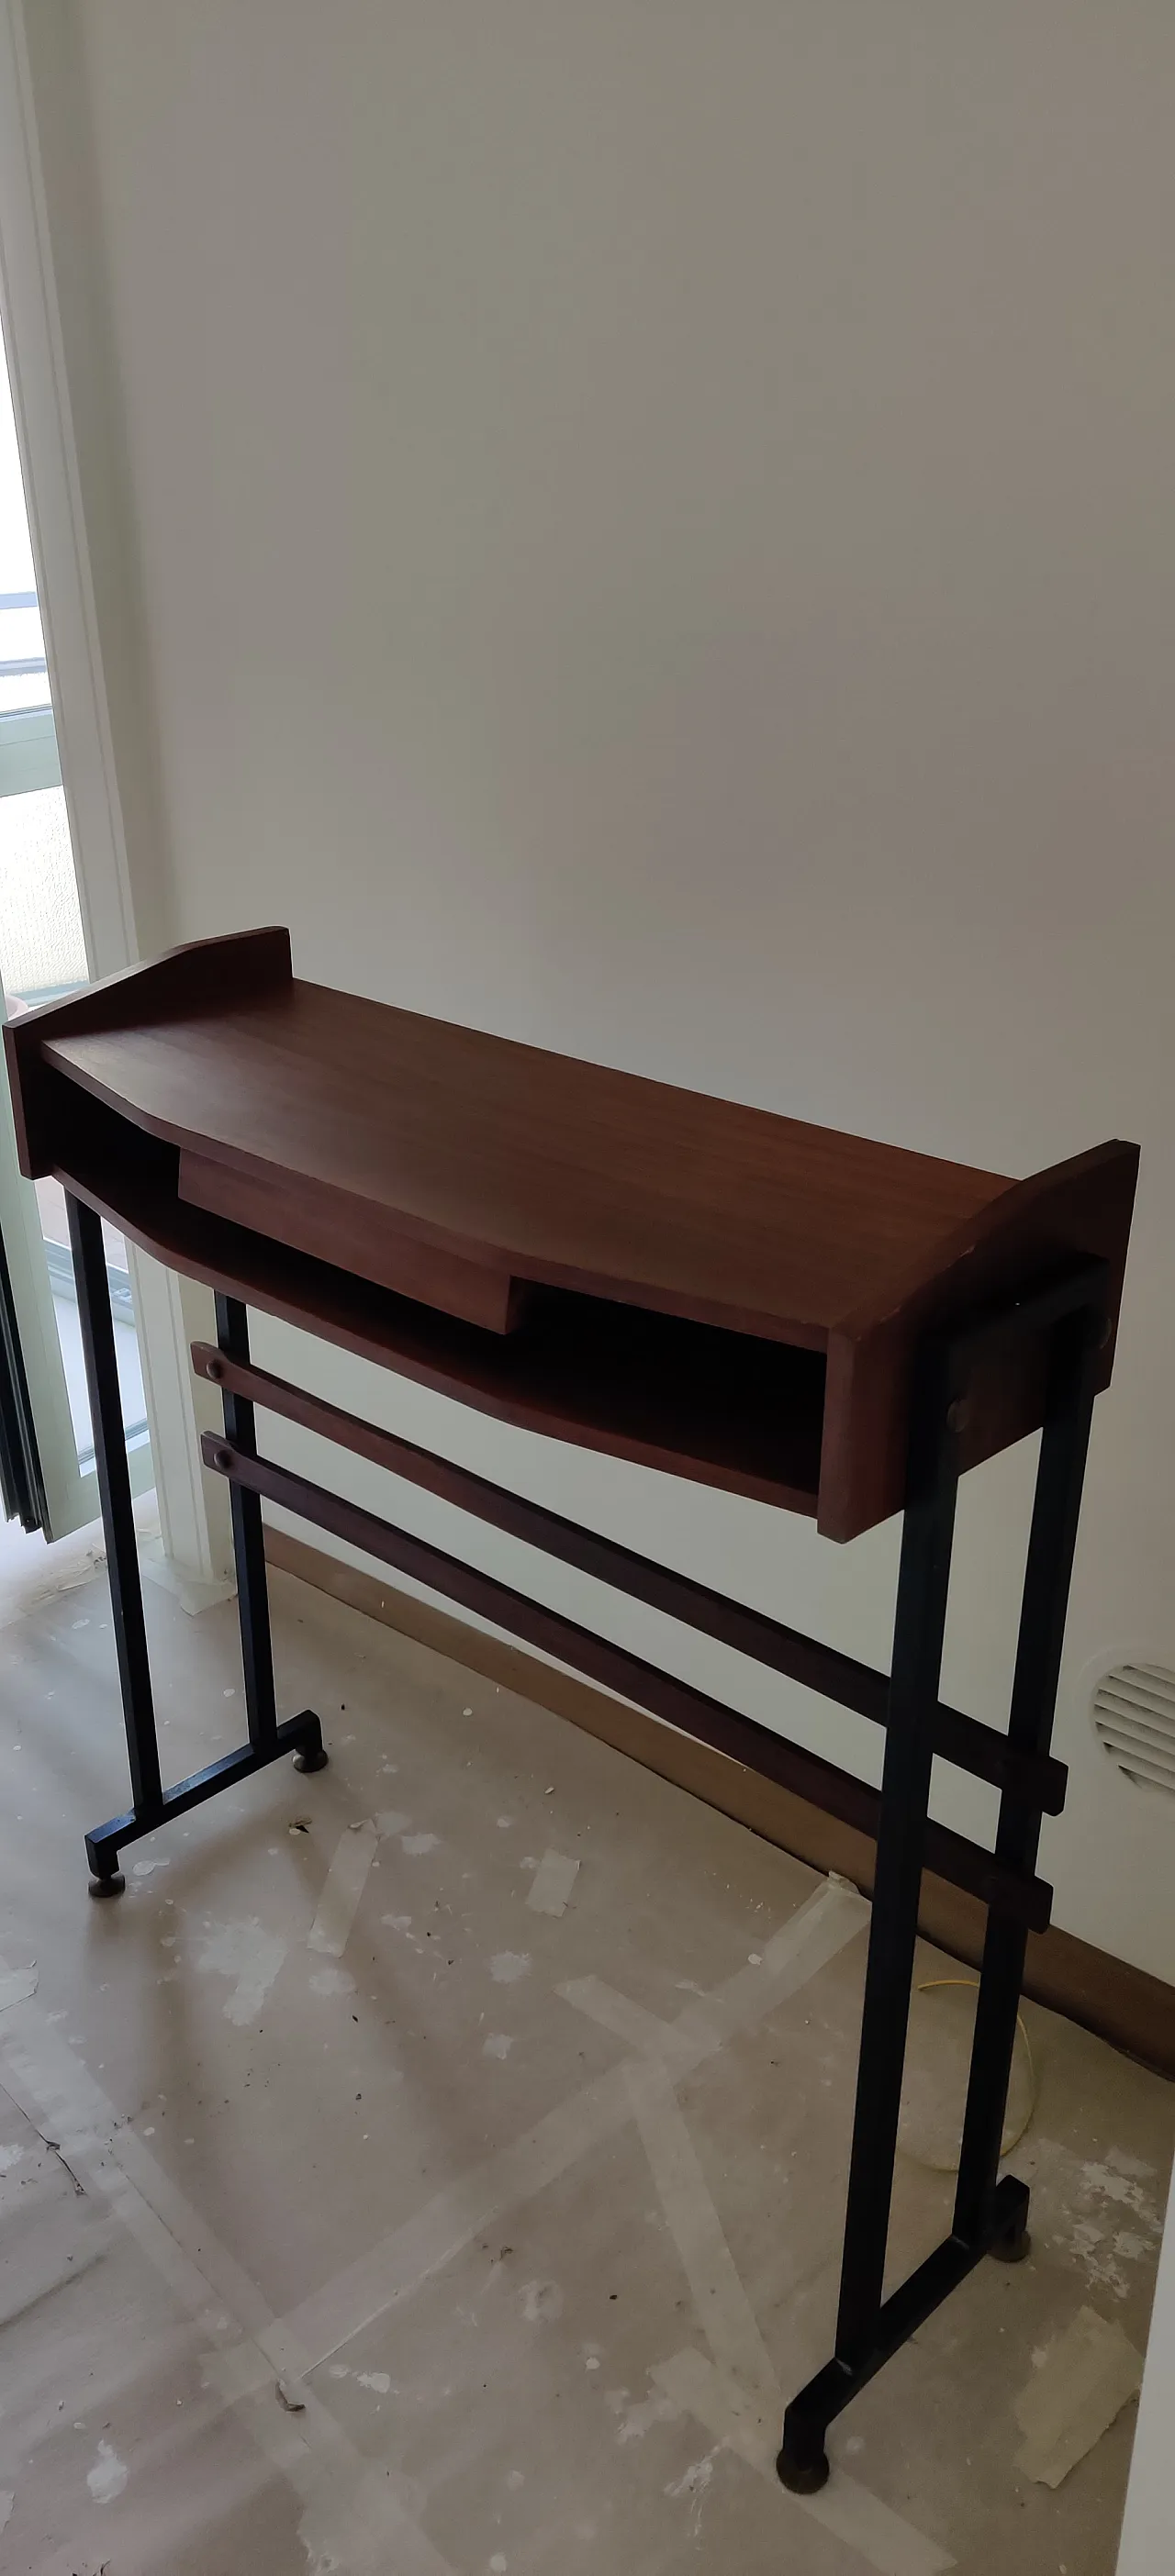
[903,1979,1037,2174]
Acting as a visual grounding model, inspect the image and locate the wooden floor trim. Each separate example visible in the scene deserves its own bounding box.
[264,1525,1175,2080]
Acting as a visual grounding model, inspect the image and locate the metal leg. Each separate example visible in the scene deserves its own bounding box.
[215,1293,278,1752]
[778,1271,1110,2492]
[213,1294,327,1774]
[952,1298,1105,2259]
[778,1342,962,2492]
[69,1194,159,1896]
[76,1223,328,1890]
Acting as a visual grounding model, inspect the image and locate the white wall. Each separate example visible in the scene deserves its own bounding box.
[1117,2191,1175,2574]
[24,1,1175,1977]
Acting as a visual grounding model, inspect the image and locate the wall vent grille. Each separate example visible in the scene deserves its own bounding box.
[1092,1664,1175,1798]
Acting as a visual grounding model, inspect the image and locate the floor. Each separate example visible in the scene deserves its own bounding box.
[0,1523,1170,2576]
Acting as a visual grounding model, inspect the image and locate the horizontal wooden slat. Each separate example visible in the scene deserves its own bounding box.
[263,1527,1175,2081]
[191,1342,1067,1815]
[202,1432,1054,1934]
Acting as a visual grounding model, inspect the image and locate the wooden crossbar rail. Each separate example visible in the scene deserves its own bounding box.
[199,1430,1054,1935]
[190,1345,1066,1816]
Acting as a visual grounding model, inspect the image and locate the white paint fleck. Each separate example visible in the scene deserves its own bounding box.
[327,2364,350,2380]
[1032,2136,1165,2301]
[615,2390,679,2443]
[489,2558,508,2573]
[309,1967,357,1998]
[520,2280,563,2324]
[490,1952,531,1985]
[666,2451,716,2506]
[87,2440,129,2504]
[497,1817,513,1829]
[505,2469,524,2490]
[223,1687,236,1698]
[483,2034,513,2059]
[196,1918,287,2024]
[747,1953,762,1967]
[401,1832,439,1857]
[132,1857,170,1877]
[357,2371,391,2394]
[1080,2160,1163,2223]
[1114,2230,1149,2262]
[0,2144,24,2174]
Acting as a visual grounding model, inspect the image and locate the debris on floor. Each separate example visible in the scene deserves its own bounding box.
[0,1556,1169,2575]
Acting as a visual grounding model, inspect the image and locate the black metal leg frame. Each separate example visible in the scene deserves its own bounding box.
[70,1199,326,1901]
[70,1186,1108,2481]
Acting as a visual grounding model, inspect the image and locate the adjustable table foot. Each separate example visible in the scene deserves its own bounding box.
[777,2440,831,2496]
[990,2220,1032,2265]
[293,1736,329,1774]
[777,2402,832,2495]
[88,1867,126,1901]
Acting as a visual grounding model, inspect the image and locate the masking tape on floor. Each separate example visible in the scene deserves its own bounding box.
[0,1959,459,2576]
[1013,2304,1143,2487]
[0,1879,945,2576]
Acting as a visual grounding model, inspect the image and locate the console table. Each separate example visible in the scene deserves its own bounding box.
[4,927,1137,2491]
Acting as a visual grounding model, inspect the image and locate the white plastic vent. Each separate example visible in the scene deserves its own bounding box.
[1092,1664,1175,1798]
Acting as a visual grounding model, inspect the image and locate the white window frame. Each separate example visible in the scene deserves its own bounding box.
[0,0,229,1583]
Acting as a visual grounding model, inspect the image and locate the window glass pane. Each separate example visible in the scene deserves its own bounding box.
[0,783,88,998]
[1,791,147,1473]
[0,324,151,1501]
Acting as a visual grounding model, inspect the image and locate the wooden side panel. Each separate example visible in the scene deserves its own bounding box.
[178,1147,530,1333]
[817,1141,1140,1538]
[3,927,291,1176]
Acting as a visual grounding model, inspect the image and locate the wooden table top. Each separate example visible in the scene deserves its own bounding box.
[42,972,1010,1348]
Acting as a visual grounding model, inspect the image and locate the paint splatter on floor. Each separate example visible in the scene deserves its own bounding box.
[86,2440,129,2504]
[490,1953,530,1984]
